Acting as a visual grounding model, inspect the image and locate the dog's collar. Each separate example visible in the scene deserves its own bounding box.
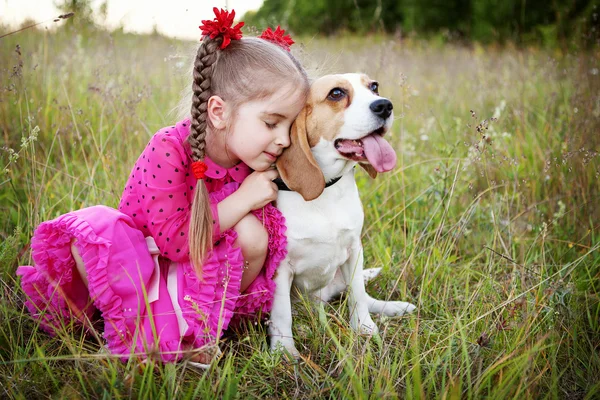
[273,175,343,192]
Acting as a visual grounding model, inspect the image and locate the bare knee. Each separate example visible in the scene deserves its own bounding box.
[233,214,268,261]
[71,239,88,287]
[233,214,268,291]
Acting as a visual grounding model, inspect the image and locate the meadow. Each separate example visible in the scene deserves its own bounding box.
[0,25,599,399]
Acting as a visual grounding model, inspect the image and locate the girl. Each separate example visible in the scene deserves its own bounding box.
[17,8,309,366]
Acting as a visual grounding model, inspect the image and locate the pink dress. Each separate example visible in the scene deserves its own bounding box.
[16,118,287,363]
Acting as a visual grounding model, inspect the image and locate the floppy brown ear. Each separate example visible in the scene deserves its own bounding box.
[359,163,378,179]
[276,106,325,201]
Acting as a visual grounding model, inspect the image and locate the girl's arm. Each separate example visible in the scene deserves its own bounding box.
[216,194,251,232]
[216,168,280,231]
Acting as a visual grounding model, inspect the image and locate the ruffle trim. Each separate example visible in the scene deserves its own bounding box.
[17,185,287,360]
[16,265,73,335]
[231,203,287,323]
[182,183,244,350]
[17,210,186,362]
[17,215,98,334]
[207,181,288,321]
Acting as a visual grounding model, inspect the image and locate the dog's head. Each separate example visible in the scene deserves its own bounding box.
[276,73,396,201]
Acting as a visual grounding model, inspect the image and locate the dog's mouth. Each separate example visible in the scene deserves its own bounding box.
[334,126,397,172]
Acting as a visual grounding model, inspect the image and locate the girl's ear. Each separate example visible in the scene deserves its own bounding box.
[207,95,227,130]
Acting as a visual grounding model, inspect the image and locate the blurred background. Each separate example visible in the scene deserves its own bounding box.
[0,0,262,40]
[1,1,599,398]
[1,0,598,45]
[246,0,599,47]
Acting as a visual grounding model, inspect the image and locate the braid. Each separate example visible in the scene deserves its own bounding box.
[188,35,222,277]
[185,34,309,276]
[188,36,222,161]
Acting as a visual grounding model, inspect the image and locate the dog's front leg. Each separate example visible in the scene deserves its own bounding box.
[268,261,300,358]
[341,244,378,335]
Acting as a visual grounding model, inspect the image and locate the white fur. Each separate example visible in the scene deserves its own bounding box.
[269,73,416,358]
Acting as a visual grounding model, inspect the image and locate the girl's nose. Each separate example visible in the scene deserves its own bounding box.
[276,129,291,148]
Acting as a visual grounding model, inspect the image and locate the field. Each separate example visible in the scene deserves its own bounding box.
[1,26,599,399]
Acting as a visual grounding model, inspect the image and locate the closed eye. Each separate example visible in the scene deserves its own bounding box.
[264,121,277,129]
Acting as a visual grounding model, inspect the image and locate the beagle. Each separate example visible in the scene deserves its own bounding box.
[270,73,416,358]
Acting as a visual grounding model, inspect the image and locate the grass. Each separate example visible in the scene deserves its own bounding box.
[1,24,599,398]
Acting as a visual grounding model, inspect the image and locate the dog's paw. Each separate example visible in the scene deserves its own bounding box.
[270,340,301,361]
[380,301,416,317]
[358,320,379,335]
[362,268,382,282]
[350,314,379,335]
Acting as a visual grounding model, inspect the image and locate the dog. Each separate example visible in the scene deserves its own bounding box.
[269,73,416,358]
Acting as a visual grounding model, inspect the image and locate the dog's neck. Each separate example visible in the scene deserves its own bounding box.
[311,140,357,183]
[274,139,357,194]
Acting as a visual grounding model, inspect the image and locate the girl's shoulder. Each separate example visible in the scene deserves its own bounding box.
[147,119,192,160]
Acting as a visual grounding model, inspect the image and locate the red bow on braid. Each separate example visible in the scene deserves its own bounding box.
[191,160,208,179]
[199,7,244,49]
[259,26,294,51]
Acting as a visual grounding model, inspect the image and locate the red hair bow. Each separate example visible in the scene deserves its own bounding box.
[191,160,208,179]
[199,7,244,49]
[259,26,294,51]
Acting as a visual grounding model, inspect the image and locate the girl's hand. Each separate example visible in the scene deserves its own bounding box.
[236,169,280,211]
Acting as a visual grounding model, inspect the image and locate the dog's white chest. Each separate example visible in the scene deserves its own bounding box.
[277,174,364,293]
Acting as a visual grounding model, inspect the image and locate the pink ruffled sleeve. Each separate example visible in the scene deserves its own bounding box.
[136,131,220,261]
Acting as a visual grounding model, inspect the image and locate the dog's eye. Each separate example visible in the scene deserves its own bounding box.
[370,82,379,94]
[327,88,346,101]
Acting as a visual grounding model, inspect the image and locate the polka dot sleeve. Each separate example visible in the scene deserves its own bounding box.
[136,132,217,261]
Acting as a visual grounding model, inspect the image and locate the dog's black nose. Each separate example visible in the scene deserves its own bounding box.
[370,99,393,120]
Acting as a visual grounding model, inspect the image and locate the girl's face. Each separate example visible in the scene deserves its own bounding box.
[225,84,306,171]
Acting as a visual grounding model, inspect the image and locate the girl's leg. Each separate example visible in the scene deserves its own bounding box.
[233,214,269,292]
[188,215,267,366]
[71,239,89,287]
[189,343,221,366]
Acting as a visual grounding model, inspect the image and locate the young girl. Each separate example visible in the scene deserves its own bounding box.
[17,8,309,366]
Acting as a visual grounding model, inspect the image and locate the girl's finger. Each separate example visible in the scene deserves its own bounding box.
[264,169,279,181]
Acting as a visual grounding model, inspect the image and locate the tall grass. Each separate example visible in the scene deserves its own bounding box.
[1,25,598,398]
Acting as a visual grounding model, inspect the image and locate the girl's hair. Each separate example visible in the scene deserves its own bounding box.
[187,35,309,276]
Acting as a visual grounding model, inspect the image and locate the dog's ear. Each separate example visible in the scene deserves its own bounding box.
[276,106,325,201]
[359,163,378,179]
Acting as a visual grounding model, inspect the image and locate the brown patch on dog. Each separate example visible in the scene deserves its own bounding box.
[359,163,378,179]
[359,74,373,90]
[278,74,380,199]
[305,75,353,146]
[276,105,326,201]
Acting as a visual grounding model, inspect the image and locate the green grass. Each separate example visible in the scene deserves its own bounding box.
[1,25,599,398]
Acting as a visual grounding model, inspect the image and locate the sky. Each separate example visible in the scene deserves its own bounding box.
[0,0,264,40]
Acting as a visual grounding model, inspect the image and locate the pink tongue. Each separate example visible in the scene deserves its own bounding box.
[362,134,397,172]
